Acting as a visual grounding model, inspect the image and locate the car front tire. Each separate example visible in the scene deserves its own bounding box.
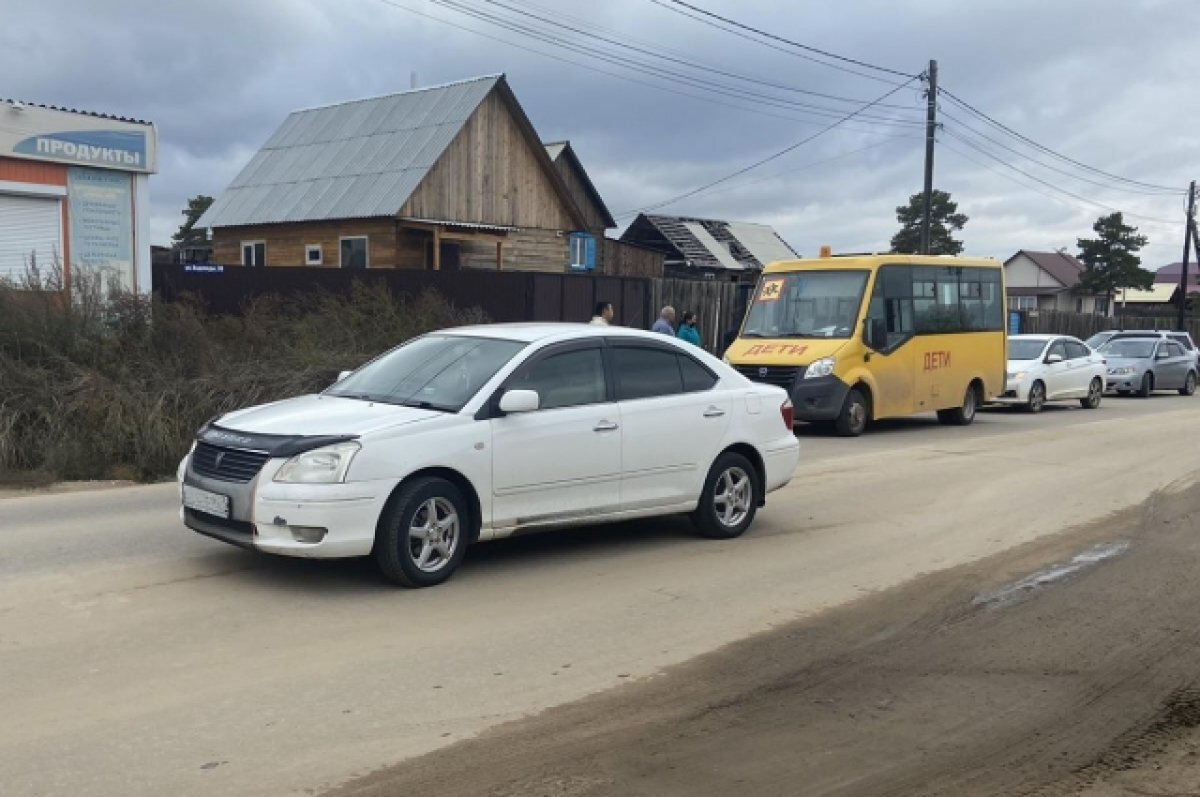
[692,452,760,539]
[1181,371,1197,396]
[1026,380,1046,413]
[1137,372,1154,398]
[374,477,471,588]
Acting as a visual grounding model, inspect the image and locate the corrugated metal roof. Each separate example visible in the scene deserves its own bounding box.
[400,217,519,232]
[684,222,744,270]
[198,75,502,229]
[725,221,797,266]
[1121,284,1177,303]
[1,98,152,125]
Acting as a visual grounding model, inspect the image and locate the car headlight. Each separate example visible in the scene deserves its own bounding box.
[274,441,361,484]
[1007,371,1025,382]
[804,357,836,379]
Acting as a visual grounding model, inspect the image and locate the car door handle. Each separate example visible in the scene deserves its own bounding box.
[702,406,726,418]
[593,420,619,432]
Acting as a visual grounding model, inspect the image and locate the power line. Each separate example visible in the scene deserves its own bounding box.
[616,75,921,219]
[939,86,1184,194]
[648,0,916,82]
[427,0,925,127]
[370,0,917,133]
[485,0,923,111]
[941,128,1181,227]
[940,110,1183,197]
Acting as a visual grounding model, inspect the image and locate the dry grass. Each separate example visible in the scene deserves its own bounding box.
[0,265,485,483]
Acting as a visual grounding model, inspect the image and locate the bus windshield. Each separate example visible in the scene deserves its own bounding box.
[741,271,869,339]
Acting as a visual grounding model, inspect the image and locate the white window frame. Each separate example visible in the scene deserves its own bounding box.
[338,236,369,269]
[305,244,323,266]
[1010,295,1037,311]
[240,240,266,267]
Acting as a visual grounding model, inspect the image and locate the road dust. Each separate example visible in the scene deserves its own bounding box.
[323,483,1200,797]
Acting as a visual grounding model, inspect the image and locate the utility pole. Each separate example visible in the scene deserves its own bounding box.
[1176,180,1195,331]
[920,59,938,255]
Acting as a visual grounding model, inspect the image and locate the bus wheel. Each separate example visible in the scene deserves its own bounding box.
[938,383,979,426]
[834,389,868,437]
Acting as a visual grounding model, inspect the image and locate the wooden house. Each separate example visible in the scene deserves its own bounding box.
[198,75,659,276]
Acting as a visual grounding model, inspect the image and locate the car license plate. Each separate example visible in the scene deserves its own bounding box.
[183,485,230,519]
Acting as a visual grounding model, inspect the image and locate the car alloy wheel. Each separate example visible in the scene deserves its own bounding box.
[1027,381,1046,413]
[712,466,753,528]
[692,451,760,539]
[375,477,471,588]
[408,497,460,574]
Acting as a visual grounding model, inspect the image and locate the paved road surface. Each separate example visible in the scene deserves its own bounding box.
[1,394,1197,796]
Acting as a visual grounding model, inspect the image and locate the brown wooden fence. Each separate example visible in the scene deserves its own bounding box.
[153,265,756,352]
[1015,309,1200,340]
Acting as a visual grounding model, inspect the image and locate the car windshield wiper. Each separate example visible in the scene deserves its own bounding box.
[397,399,454,413]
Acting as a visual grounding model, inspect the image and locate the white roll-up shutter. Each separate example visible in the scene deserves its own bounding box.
[0,194,62,282]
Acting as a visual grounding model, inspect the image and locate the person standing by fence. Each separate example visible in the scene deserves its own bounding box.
[677,311,701,347]
[590,301,614,326]
[651,305,676,336]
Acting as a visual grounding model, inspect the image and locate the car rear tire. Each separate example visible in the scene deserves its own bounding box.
[1026,381,1046,413]
[937,383,979,426]
[1137,372,1154,398]
[1080,377,1103,409]
[692,452,760,539]
[1181,371,1197,396]
[833,388,868,437]
[374,477,470,588]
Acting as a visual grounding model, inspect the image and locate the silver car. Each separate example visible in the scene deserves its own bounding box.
[1101,337,1197,397]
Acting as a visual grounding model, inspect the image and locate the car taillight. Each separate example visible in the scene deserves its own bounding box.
[781,398,794,429]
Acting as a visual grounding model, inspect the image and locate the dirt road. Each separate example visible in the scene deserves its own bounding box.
[2,396,1198,796]
[325,482,1200,797]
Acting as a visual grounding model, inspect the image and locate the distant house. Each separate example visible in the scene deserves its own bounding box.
[198,74,657,276]
[619,213,796,282]
[1152,261,1200,292]
[1003,250,1110,315]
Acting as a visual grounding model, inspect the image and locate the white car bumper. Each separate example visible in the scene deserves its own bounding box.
[992,379,1031,404]
[180,455,394,559]
[762,434,800,495]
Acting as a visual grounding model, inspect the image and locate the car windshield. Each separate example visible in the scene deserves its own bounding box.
[1008,339,1048,360]
[1085,332,1114,349]
[1102,339,1156,359]
[326,334,526,411]
[741,270,869,339]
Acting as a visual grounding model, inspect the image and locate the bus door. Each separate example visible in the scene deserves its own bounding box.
[863,266,918,418]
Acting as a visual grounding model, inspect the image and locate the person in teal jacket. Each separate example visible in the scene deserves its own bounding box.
[677,311,702,347]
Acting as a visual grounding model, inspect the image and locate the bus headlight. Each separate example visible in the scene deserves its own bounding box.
[804,357,836,379]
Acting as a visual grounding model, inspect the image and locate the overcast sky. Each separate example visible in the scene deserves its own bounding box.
[4,0,1197,268]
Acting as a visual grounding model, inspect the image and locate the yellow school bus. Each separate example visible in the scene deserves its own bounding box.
[725,253,1006,436]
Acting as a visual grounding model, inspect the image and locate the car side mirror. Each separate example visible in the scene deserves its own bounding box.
[498,389,540,414]
[1045,353,1063,364]
[337,370,352,382]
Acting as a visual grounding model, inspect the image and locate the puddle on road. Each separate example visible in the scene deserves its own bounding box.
[974,541,1131,609]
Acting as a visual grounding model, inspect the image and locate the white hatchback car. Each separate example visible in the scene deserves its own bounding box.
[178,324,800,587]
[995,334,1106,412]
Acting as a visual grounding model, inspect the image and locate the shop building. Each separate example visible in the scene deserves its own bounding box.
[0,99,157,292]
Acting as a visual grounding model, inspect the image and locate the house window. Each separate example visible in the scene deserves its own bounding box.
[339,236,368,269]
[1075,297,1084,313]
[568,232,596,271]
[240,241,265,267]
[305,244,322,266]
[1011,295,1037,311]
[1094,298,1109,315]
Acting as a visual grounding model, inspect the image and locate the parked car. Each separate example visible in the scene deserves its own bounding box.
[1086,329,1199,369]
[995,334,1105,412]
[177,324,801,587]
[1100,337,1198,397]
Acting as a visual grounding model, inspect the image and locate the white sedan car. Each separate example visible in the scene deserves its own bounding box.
[178,324,800,587]
[994,334,1106,412]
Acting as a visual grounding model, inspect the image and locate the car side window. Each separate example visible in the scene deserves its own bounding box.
[1065,340,1089,359]
[1047,340,1068,361]
[1169,334,1194,351]
[612,346,684,400]
[679,354,718,392]
[1163,342,1184,358]
[510,348,607,410]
